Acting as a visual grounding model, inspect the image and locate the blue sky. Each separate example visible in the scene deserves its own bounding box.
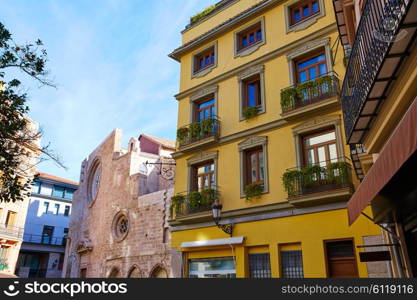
[1,0,214,182]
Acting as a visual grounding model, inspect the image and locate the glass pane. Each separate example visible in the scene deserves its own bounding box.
[242,36,247,47]
[307,149,315,165]
[318,147,326,166]
[52,186,65,198]
[256,29,262,41]
[294,10,301,22]
[312,1,319,13]
[199,111,203,121]
[298,54,326,70]
[251,153,258,182]
[299,71,307,83]
[309,68,317,80]
[64,189,74,200]
[329,144,338,162]
[199,58,203,68]
[303,5,309,17]
[211,53,215,64]
[189,258,236,278]
[305,132,336,146]
[249,33,255,43]
[319,63,327,75]
[204,109,209,120]
[198,99,215,108]
[259,152,264,181]
[248,83,256,107]
[205,56,210,65]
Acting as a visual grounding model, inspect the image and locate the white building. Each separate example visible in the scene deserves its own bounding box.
[16,173,78,278]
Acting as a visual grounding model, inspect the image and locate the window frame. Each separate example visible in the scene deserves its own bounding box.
[244,147,265,186]
[294,50,327,83]
[190,85,218,125]
[236,22,263,53]
[248,253,272,278]
[302,128,338,166]
[191,160,216,191]
[54,203,60,215]
[234,18,266,58]
[238,136,269,198]
[290,0,320,26]
[284,0,326,33]
[323,238,359,278]
[242,75,262,110]
[238,65,266,121]
[191,42,218,78]
[64,205,71,217]
[187,151,218,193]
[193,95,216,122]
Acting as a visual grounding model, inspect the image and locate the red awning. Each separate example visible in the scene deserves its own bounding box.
[348,96,417,225]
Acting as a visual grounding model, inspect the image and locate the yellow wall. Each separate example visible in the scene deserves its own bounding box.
[173,208,380,278]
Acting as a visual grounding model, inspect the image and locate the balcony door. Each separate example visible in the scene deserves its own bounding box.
[195,96,215,122]
[295,51,327,83]
[303,129,338,167]
[192,161,215,191]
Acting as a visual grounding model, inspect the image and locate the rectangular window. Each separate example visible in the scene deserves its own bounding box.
[194,96,215,122]
[52,186,65,198]
[80,268,87,278]
[0,246,9,259]
[189,257,236,278]
[303,129,337,166]
[192,161,215,191]
[249,253,272,278]
[64,205,71,217]
[194,46,215,74]
[245,147,265,186]
[32,181,41,194]
[281,250,304,278]
[42,202,49,214]
[5,211,17,227]
[295,51,327,83]
[325,240,358,278]
[237,22,263,52]
[64,188,75,200]
[242,75,262,109]
[54,203,60,215]
[290,0,320,26]
[41,225,54,244]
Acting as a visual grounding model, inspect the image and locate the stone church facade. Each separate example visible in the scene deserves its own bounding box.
[62,129,180,278]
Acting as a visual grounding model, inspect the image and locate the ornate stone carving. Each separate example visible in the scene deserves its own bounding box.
[292,115,341,135]
[238,64,265,81]
[238,136,267,151]
[77,238,93,253]
[190,85,218,102]
[187,151,218,166]
[287,37,330,60]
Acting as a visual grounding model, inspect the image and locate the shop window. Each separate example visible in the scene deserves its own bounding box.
[188,257,236,278]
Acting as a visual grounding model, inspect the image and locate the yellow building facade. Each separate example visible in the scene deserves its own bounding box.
[169,0,389,278]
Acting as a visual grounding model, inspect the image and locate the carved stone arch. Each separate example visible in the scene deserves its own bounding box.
[86,157,102,207]
[149,264,169,278]
[127,265,143,278]
[108,266,121,278]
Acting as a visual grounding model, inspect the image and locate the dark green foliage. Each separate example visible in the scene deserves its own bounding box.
[244,183,263,201]
[242,106,261,120]
[190,5,216,24]
[0,22,55,203]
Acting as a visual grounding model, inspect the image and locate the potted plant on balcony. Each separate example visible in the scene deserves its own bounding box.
[243,106,261,120]
[189,122,202,140]
[187,190,203,211]
[244,183,264,201]
[327,161,350,185]
[176,127,189,146]
[170,194,185,217]
[316,75,334,95]
[282,169,302,196]
[200,188,217,205]
[201,118,215,137]
[281,87,298,111]
[301,165,324,189]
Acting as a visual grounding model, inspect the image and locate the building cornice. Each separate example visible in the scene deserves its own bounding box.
[169,0,280,62]
[174,23,338,100]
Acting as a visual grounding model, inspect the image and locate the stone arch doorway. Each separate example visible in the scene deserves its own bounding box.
[149,265,168,278]
[127,266,142,278]
[108,267,120,278]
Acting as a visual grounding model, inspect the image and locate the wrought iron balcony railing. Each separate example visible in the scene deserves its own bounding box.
[340,0,412,144]
[170,187,218,218]
[0,224,24,239]
[177,117,220,148]
[23,234,66,246]
[280,72,339,113]
[282,157,353,198]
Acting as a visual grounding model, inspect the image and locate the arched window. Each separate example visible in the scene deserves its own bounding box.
[150,265,168,278]
[108,267,120,278]
[128,266,142,278]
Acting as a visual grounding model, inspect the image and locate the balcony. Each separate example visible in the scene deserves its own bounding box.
[170,187,218,220]
[280,72,340,119]
[23,234,66,246]
[282,157,353,206]
[338,0,416,144]
[0,224,24,240]
[177,117,220,152]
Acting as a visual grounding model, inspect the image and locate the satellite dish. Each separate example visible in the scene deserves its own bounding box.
[139,163,148,175]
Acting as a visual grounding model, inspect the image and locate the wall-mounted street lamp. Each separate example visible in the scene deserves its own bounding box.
[212,200,233,237]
